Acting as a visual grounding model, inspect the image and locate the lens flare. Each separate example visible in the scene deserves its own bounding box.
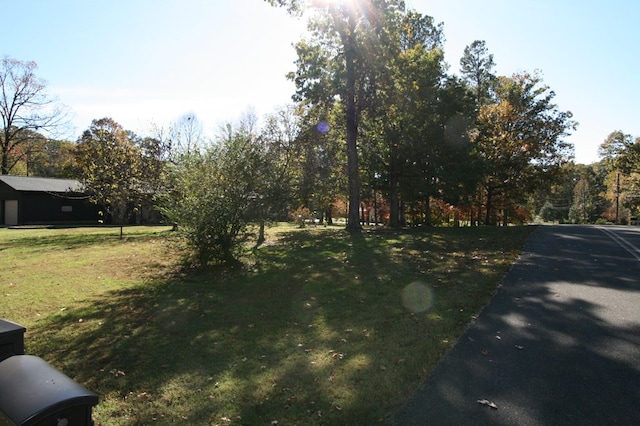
[317,121,330,134]
[401,282,433,314]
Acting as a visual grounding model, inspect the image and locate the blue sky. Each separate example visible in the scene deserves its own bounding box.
[3,0,638,164]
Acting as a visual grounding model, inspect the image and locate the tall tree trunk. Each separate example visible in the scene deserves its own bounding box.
[485,186,493,226]
[389,175,400,228]
[388,139,401,228]
[329,8,362,233]
[344,29,361,233]
[373,191,378,224]
[325,207,333,225]
[1,149,8,175]
[470,205,475,227]
[257,219,265,245]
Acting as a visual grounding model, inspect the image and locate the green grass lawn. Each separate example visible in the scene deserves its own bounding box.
[0,224,534,425]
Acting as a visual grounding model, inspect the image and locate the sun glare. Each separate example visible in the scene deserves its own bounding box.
[312,0,364,9]
[311,0,374,22]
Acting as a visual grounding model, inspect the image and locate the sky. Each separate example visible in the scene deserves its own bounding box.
[3,0,638,164]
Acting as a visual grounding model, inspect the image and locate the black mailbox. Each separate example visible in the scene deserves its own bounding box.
[0,320,26,362]
[0,355,99,425]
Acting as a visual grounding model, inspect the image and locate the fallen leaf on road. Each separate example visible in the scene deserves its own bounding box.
[477,399,498,409]
[515,345,524,350]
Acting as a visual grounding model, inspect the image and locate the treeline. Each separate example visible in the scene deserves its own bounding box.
[10,120,638,228]
[537,131,640,225]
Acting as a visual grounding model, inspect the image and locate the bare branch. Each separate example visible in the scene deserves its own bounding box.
[0,56,72,174]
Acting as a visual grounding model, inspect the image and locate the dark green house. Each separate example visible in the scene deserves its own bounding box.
[0,176,99,226]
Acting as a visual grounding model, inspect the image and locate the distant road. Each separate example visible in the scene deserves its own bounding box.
[393,225,640,425]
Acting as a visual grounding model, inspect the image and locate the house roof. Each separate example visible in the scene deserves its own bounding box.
[0,176,84,193]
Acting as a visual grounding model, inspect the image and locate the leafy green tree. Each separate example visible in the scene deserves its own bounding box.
[254,105,304,238]
[7,133,75,178]
[5,129,46,176]
[534,162,578,223]
[458,41,500,223]
[580,163,609,223]
[538,200,557,222]
[619,172,640,220]
[359,9,452,227]
[436,77,481,213]
[598,131,633,167]
[0,57,70,174]
[460,40,497,110]
[300,106,347,224]
[569,177,597,223]
[598,131,640,221]
[598,130,640,177]
[473,72,576,224]
[272,0,406,232]
[534,162,610,224]
[390,45,446,226]
[75,118,163,238]
[20,137,76,177]
[159,115,264,265]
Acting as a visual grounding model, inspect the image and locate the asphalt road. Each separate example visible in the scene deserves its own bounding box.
[392,225,640,425]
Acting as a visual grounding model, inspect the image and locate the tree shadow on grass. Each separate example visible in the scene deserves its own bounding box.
[0,227,171,252]
[26,226,534,425]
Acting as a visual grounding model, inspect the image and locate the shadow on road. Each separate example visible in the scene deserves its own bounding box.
[394,225,640,425]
